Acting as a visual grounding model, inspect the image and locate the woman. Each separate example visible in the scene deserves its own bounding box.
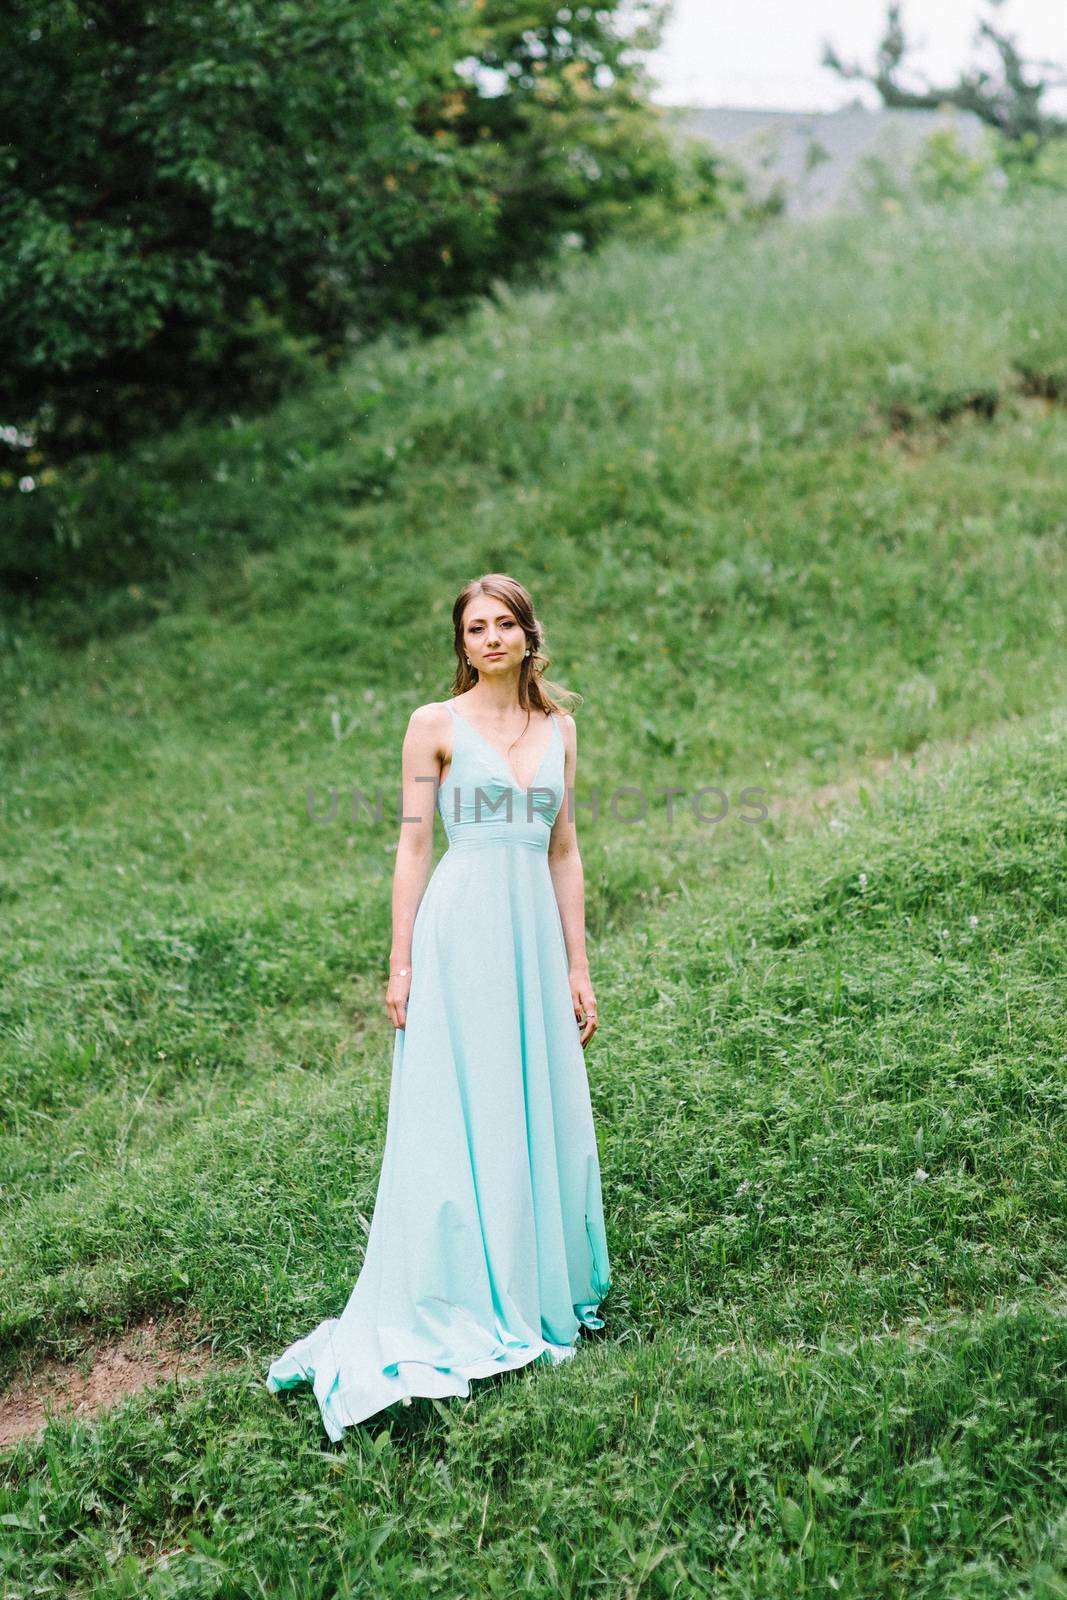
[266,574,612,1439]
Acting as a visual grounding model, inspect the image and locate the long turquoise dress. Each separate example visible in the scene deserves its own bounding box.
[265,700,612,1439]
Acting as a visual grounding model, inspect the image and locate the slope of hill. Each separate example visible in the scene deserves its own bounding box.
[1,191,1066,1597]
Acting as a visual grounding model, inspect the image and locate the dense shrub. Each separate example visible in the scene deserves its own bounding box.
[0,0,735,466]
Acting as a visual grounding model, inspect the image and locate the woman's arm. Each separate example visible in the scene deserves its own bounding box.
[547,714,598,1048]
[386,705,443,1029]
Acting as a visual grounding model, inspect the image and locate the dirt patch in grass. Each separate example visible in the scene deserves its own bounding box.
[0,1311,230,1449]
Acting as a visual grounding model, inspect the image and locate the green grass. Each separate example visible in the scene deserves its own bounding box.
[1,191,1066,1596]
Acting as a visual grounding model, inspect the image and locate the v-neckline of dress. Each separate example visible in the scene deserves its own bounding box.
[447,701,558,793]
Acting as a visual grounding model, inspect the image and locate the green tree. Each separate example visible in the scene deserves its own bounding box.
[446,0,730,266]
[822,0,1067,148]
[0,0,495,459]
[1,0,728,464]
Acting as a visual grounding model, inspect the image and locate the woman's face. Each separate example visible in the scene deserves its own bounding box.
[462,600,525,675]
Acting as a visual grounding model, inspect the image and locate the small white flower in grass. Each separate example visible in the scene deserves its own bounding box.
[735,1179,752,1195]
[939,928,949,940]
[858,872,867,889]
[969,915,978,927]
[914,1168,929,1182]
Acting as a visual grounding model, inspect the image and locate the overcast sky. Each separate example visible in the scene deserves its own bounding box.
[644,0,1067,112]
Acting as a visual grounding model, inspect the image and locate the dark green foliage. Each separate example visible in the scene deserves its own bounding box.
[0,0,493,456]
[0,0,730,466]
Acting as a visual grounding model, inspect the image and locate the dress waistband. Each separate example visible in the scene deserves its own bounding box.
[445,832,550,853]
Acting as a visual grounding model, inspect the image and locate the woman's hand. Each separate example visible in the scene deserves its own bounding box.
[570,966,598,1049]
[387,968,412,1030]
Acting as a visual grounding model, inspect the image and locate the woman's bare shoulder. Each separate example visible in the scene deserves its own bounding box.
[396,703,451,752]
[407,699,453,725]
[555,710,578,754]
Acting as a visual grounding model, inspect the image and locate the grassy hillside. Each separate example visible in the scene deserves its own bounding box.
[1,192,1066,1597]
